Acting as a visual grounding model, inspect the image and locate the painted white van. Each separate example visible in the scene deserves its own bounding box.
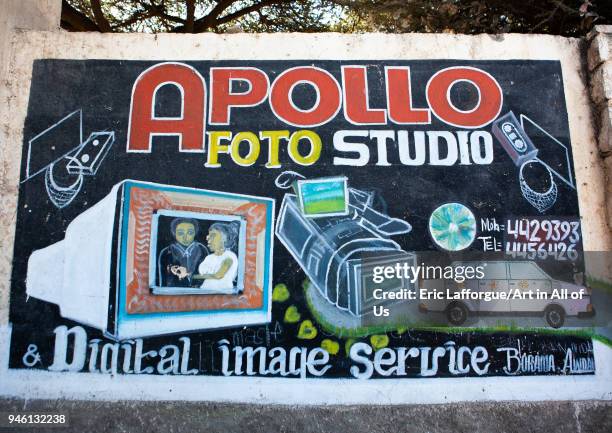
[418,260,594,328]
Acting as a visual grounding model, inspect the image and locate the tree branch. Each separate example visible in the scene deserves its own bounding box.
[90,0,113,32]
[171,0,289,33]
[210,0,237,20]
[151,2,185,24]
[190,0,235,32]
[61,0,100,31]
[113,10,156,30]
[139,0,186,24]
[550,0,580,15]
[216,0,289,27]
[185,0,196,32]
[530,4,560,32]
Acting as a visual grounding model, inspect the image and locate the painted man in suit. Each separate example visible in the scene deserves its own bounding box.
[158,218,209,287]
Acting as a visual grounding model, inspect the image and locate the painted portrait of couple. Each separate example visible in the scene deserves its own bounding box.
[155,216,242,294]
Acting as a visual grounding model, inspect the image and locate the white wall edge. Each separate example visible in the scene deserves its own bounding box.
[1,325,610,404]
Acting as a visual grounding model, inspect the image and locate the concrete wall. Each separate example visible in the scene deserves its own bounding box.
[1,3,611,404]
[0,0,61,332]
[0,0,61,82]
[588,25,612,233]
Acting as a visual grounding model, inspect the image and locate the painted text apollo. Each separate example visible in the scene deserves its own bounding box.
[125,63,503,168]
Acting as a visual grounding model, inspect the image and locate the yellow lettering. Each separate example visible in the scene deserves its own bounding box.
[205,131,232,167]
[231,132,260,166]
[260,130,290,168]
[288,130,321,166]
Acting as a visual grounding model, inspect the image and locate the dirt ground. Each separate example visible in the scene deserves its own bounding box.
[0,399,610,433]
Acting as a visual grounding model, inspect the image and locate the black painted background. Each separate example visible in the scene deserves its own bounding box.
[8,60,591,377]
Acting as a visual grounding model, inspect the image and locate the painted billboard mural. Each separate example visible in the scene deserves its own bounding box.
[8,59,600,379]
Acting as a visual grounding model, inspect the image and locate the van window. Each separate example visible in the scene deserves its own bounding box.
[483,262,507,279]
[509,262,547,279]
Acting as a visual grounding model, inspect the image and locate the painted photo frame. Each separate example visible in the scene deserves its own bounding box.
[295,176,349,218]
[149,209,247,296]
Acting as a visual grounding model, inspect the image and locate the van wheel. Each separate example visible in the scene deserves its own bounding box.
[446,302,468,326]
[545,305,565,328]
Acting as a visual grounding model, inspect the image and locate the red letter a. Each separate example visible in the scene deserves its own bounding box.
[127,62,206,152]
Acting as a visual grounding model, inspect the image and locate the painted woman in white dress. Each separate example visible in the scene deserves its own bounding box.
[191,222,239,290]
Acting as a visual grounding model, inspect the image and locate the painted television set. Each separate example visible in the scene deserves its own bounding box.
[26,180,275,340]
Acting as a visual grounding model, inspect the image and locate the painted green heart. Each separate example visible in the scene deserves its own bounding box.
[345,338,356,357]
[283,305,300,323]
[297,320,317,340]
[370,334,389,350]
[321,339,340,355]
[272,283,290,302]
[396,326,407,335]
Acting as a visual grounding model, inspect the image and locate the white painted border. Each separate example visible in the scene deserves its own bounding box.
[1,325,610,403]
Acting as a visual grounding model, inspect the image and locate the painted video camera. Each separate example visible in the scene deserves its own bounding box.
[275,174,415,317]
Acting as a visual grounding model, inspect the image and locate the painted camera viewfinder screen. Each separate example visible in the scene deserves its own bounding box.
[150,210,246,296]
[295,176,349,218]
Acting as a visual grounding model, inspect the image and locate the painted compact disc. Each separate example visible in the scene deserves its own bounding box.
[429,202,476,251]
